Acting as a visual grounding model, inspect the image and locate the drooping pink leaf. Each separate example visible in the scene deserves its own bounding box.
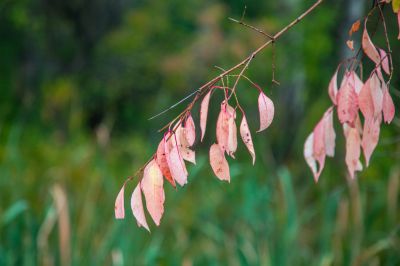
[382,83,395,124]
[115,184,125,219]
[369,74,383,117]
[362,116,381,167]
[226,115,237,158]
[184,114,196,146]
[209,143,230,182]
[324,107,336,157]
[131,184,150,232]
[200,90,212,142]
[166,135,188,186]
[328,70,338,105]
[358,77,374,119]
[304,133,318,181]
[257,92,274,132]
[176,126,196,164]
[156,136,175,187]
[141,159,165,226]
[313,116,326,179]
[240,115,256,165]
[345,127,361,179]
[216,102,235,151]
[337,73,358,125]
[362,25,381,65]
[378,48,390,75]
[351,71,364,95]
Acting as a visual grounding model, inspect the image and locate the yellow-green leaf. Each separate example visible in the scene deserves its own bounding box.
[393,0,400,13]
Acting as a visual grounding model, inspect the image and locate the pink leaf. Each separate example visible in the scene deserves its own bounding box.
[382,83,395,124]
[324,108,336,157]
[337,73,358,125]
[328,70,338,105]
[313,116,326,180]
[166,135,188,186]
[200,91,212,142]
[141,159,165,226]
[184,114,196,146]
[345,127,361,179]
[209,143,230,182]
[304,133,318,181]
[369,74,383,117]
[176,126,196,164]
[216,102,235,151]
[362,25,381,65]
[362,116,381,167]
[240,115,256,165]
[358,77,374,119]
[131,184,150,232]
[351,71,364,95]
[114,184,125,219]
[378,48,390,75]
[257,92,274,132]
[226,115,238,158]
[156,136,175,187]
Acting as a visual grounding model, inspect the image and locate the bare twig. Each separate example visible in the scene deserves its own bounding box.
[228,17,274,39]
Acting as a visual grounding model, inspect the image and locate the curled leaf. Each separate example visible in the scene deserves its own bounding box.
[328,70,338,105]
[257,92,274,132]
[200,90,212,141]
[226,115,237,158]
[176,126,196,164]
[362,24,381,65]
[240,115,256,165]
[382,84,395,124]
[324,108,336,157]
[156,136,175,187]
[346,40,354,51]
[209,143,230,182]
[131,184,150,232]
[166,134,188,186]
[115,184,125,219]
[304,133,318,181]
[349,20,361,36]
[141,159,165,226]
[378,48,390,75]
[313,116,326,180]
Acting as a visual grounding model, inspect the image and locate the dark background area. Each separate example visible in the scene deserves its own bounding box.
[0,0,400,265]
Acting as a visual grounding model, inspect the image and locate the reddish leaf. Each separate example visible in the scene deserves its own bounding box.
[337,73,358,125]
[345,127,361,179]
[378,48,390,75]
[382,84,395,124]
[362,25,381,65]
[141,159,165,226]
[257,92,274,132]
[324,108,336,157]
[362,116,381,167]
[156,136,175,187]
[304,133,318,181]
[131,184,150,232]
[184,114,196,146]
[200,90,212,141]
[240,115,256,165]
[328,70,338,105]
[209,143,230,182]
[349,20,361,36]
[114,184,125,219]
[166,135,188,186]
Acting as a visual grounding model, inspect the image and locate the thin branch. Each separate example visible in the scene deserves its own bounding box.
[228,17,274,39]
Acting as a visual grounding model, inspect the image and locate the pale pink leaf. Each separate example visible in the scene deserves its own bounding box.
[362,25,381,65]
[209,143,230,182]
[114,184,125,219]
[324,108,336,157]
[141,159,165,226]
[382,84,395,124]
[313,117,326,180]
[166,135,188,186]
[200,91,212,142]
[369,74,383,117]
[362,116,381,167]
[216,102,235,151]
[378,48,390,75]
[131,184,150,232]
[257,92,274,132]
[226,116,237,158]
[328,70,338,105]
[156,136,175,187]
[337,74,358,125]
[240,115,256,165]
[176,126,196,164]
[184,114,196,146]
[345,127,361,179]
[358,78,374,119]
[351,71,364,95]
[304,133,318,181]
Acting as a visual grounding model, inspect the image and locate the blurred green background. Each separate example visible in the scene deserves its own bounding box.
[1,0,400,265]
